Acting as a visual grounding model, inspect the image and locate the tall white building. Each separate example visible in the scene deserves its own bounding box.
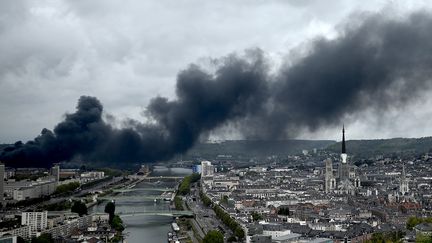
[201,161,214,177]
[21,211,48,237]
[51,164,60,183]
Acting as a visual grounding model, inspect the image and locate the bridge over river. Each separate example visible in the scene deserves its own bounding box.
[118,210,194,218]
[98,194,175,201]
[128,175,184,182]
[112,187,176,193]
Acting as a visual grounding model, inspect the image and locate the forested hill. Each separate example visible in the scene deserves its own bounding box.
[4,136,432,163]
[0,144,9,151]
[326,137,432,158]
[184,139,336,159]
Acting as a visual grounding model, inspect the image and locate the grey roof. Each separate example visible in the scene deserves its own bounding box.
[415,223,432,232]
[272,233,302,241]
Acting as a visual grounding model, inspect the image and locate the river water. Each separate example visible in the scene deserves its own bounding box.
[90,166,192,243]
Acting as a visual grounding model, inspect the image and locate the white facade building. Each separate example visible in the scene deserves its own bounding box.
[263,230,292,239]
[13,180,57,201]
[51,165,60,182]
[21,211,48,237]
[201,161,214,177]
[80,171,105,182]
[0,225,31,239]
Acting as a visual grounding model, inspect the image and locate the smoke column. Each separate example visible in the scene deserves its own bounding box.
[2,11,432,167]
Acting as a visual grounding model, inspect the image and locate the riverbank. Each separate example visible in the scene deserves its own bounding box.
[172,173,203,243]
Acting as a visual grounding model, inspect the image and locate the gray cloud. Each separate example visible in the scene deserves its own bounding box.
[3,10,432,167]
[263,12,432,138]
[0,0,431,149]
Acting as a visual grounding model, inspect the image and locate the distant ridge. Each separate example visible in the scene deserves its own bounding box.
[326,137,432,157]
[0,144,9,151]
[184,139,336,159]
[4,136,432,163]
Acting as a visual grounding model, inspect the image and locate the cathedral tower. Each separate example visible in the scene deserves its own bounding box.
[400,164,409,194]
[325,159,336,193]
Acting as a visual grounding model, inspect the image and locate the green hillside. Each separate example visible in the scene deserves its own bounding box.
[184,139,336,159]
[327,137,432,158]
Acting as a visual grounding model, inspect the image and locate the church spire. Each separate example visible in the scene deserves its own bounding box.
[342,125,346,154]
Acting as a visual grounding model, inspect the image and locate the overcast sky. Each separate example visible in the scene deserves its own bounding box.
[0,0,431,143]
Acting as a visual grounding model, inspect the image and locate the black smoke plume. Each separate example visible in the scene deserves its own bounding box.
[0,53,268,167]
[265,12,432,137]
[2,11,432,167]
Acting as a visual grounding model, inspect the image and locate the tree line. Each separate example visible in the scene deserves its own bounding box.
[178,173,201,195]
[199,190,244,240]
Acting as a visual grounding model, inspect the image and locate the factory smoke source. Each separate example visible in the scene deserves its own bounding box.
[2,11,432,167]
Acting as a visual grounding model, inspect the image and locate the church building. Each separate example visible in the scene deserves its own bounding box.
[324,126,361,195]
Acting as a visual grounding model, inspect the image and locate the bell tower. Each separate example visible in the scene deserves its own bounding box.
[400,164,409,195]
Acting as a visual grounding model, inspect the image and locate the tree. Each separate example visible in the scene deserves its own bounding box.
[416,233,432,243]
[111,215,125,232]
[406,217,432,230]
[178,176,192,195]
[105,201,116,224]
[235,227,245,239]
[71,201,87,216]
[200,191,212,207]
[31,233,54,243]
[54,182,80,195]
[227,235,237,242]
[366,231,405,243]
[278,207,290,216]
[174,196,184,210]
[190,173,201,183]
[17,236,26,243]
[203,230,224,243]
[221,195,229,205]
[251,211,263,221]
[178,173,201,196]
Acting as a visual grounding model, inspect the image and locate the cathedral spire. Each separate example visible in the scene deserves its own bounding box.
[342,125,346,154]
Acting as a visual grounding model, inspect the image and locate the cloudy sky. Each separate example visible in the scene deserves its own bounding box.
[0,0,431,144]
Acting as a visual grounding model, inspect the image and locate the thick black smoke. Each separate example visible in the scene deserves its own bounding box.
[264,12,432,137]
[2,11,432,167]
[0,53,268,167]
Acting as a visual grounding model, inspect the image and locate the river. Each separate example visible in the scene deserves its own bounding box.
[90,166,192,243]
